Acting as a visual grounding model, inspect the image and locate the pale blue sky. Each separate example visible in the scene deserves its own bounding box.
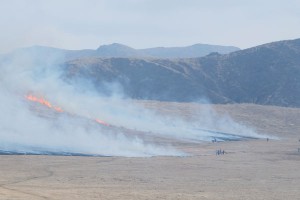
[0,0,300,53]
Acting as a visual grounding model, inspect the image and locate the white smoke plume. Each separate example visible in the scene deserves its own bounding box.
[0,50,267,157]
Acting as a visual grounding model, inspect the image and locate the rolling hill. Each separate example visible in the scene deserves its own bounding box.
[5,43,239,62]
[63,38,300,107]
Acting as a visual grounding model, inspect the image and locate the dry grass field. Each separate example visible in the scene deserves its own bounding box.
[1,103,300,200]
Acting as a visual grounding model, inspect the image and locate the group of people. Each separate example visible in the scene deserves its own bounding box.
[212,138,226,155]
[216,149,225,155]
[213,138,300,155]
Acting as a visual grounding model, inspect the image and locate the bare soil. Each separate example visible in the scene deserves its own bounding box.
[1,103,300,200]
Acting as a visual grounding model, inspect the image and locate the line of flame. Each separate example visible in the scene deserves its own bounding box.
[95,118,110,126]
[25,94,110,127]
[25,95,63,112]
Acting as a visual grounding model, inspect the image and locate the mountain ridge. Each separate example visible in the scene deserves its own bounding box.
[2,38,299,107]
[63,38,300,107]
[6,43,240,60]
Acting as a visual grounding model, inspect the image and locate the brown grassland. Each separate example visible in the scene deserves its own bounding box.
[1,102,300,200]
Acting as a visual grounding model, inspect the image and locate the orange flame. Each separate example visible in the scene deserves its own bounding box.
[25,94,110,126]
[95,118,110,127]
[25,95,63,112]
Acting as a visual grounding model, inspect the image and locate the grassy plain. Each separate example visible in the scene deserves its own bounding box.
[1,103,300,200]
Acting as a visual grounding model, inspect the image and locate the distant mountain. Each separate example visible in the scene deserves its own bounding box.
[139,44,239,58]
[4,43,240,61]
[96,43,143,57]
[63,38,300,107]
[95,43,239,58]
[5,45,97,63]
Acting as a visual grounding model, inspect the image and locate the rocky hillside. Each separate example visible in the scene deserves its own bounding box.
[63,38,300,107]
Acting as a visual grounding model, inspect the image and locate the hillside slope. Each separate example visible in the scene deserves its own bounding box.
[5,43,239,61]
[63,38,300,107]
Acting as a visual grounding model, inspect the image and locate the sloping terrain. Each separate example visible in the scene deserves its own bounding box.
[64,38,300,107]
[4,43,239,62]
[138,43,239,58]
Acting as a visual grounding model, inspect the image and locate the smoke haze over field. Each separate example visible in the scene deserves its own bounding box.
[0,52,267,157]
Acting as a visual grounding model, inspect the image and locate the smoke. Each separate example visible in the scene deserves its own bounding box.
[0,50,267,157]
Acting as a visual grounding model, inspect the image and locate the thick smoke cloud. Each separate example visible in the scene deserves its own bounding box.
[0,51,267,157]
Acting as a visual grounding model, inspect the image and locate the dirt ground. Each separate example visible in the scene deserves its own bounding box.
[1,103,300,200]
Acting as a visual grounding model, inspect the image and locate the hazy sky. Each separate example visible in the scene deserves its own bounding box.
[0,0,299,53]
